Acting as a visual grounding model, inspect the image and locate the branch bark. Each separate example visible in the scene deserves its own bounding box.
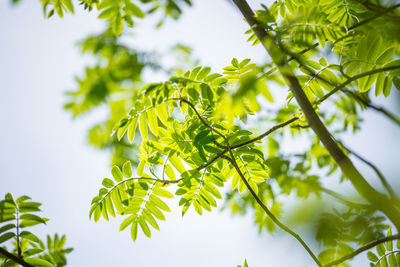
[232,0,400,231]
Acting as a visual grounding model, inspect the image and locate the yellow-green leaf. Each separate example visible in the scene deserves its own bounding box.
[127,119,137,143]
[164,164,176,180]
[111,166,123,182]
[139,112,148,139]
[122,161,133,178]
[147,108,159,136]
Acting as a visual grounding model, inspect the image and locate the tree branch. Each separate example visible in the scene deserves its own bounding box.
[173,96,299,171]
[222,154,321,266]
[317,65,400,105]
[341,89,400,126]
[319,186,370,209]
[195,117,298,171]
[0,247,33,267]
[337,140,399,203]
[175,97,320,265]
[258,3,400,80]
[323,234,400,267]
[233,0,400,231]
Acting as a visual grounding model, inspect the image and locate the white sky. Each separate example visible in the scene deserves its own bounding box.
[0,0,399,266]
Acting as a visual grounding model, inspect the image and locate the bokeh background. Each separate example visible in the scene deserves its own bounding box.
[1,0,399,266]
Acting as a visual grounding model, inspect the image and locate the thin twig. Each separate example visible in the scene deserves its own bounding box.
[316,65,400,105]
[338,140,399,202]
[195,116,299,171]
[341,89,400,126]
[258,3,400,80]
[177,96,321,266]
[222,154,321,266]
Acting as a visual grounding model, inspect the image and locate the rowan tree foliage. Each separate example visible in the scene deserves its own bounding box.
[2,0,400,266]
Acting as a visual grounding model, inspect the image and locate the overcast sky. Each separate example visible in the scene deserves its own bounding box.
[1,1,399,266]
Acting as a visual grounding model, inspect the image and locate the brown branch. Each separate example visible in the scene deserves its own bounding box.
[233,0,400,232]
[323,234,400,267]
[0,247,33,267]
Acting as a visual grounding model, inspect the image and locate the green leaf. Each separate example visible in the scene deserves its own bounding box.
[123,161,133,178]
[196,67,211,81]
[387,227,393,251]
[127,119,137,143]
[102,178,114,188]
[112,13,123,36]
[0,224,15,234]
[0,232,15,244]
[153,188,174,199]
[98,7,118,19]
[111,166,124,182]
[63,0,74,13]
[125,1,144,18]
[25,257,55,267]
[16,195,31,204]
[169,155,185,174]
[138,217,151,238]
[368,251,379,262]
[231,58,239,67]
[389,253,397,267]
[139,112,148,140]
[149,195,170,212]
[375,73,386,97]
[137,160,145,176]
[156,104,169,127]
[20,231,42,244]
[142,210,159,230]
[18,202,41,213]
[377,243,386,257]
[20,214,47,224]
[383,76,392,97]
[105,196,115,218]
[120,215,135,231]
[193,200,203,215]
[393,77,400,91]
[319,58,327,67]
[162,164,175,181]
[147,108,159,136]
[130,221,138,241]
